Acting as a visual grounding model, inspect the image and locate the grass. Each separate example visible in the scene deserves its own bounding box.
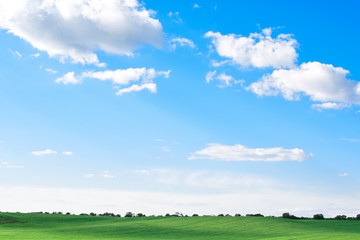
[1,212,360,239]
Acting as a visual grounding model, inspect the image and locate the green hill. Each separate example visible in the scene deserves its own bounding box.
[1,212,360,239]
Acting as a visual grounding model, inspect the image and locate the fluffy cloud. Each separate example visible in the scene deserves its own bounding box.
[205,28,298,68]
[31,149,57,156]
[55,72,80,84]
[206,71,243,88]
[0,0,162,66]
[189,143,310,162]
[56,68,170,95]
[171,37,196,49]
[247,62,360,109]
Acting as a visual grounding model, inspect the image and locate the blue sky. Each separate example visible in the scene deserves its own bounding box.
[0,0,360,217]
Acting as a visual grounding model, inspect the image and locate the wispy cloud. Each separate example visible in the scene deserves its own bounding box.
[45,68,58,74]
[56,68,170,96]
[103,171,115,179]
[168,11,182,23]
[342,138,360,143]
[206,71,244,88]
[171,37,196,49]
[31,149,57,156]
[62,151,73,156]
[189,143,311,162]
[0,162,23,168]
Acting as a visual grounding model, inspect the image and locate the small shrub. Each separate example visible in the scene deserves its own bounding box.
[125,212,134,217]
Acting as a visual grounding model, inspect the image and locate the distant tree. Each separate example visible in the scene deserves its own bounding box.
[125,212,134,217]
[89,212,97,216]
[116,214,121,217]
[356,214,360,220]
[334,215,347,220]
[313,214,324,220]
[235,214,241,217]
[218,214,224,217]
[165,213,170,217]
[282,212,299,219]
[192,214,199,217]
[246,214,264,217]
[136,213,145,217]
[282,213,290,218]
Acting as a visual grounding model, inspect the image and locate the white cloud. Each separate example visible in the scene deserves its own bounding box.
[193,3,201,8]
[189,143,311,162]
[205,70,217,83]
[45,68,57,74]
[338,173,348,177]
[2,165,24,169]
[161,147,170,152]
[171,37,196,49]
[15,51,22,58]
[62,151,73,156]
[154,138,165,142]
[312,102,350,111]
[205,29,298,68]
[247,62,360,108]
[103,171,115,178]
[82,68,170,85]
[0,0,162,66]
[134,169,150,175]
[56,68,170,95]
[115,83,157,95]
[31,149,57,156]
[84,173,95,178]
[205,71,243,88]
[211,59,229,67]
[0,162,23,169]
[31,53,40,58]
[168,11,182,23]
[55,72,81,85]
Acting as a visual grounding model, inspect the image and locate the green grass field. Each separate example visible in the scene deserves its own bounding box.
[1,212,360,239]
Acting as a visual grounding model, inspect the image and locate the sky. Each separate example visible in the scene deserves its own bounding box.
[0,0,360,217]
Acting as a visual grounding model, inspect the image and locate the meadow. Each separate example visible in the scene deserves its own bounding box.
[1,212,360,239]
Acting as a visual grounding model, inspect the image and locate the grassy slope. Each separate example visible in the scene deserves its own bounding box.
[0,213,360,239]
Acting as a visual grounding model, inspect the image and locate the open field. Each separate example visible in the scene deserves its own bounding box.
[1,213,360,239]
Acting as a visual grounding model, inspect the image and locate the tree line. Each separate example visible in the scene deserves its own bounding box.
[30,211,360,220]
